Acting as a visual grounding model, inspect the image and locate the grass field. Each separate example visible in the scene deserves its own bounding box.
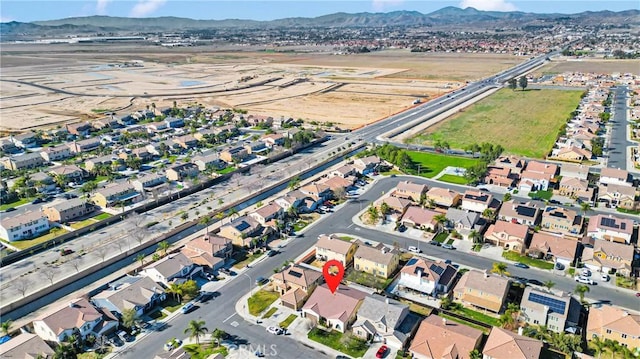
[502,251,554,270]
[279,314,298,329]
[8,228,70,250]
[247,289,279,316]
[407,151,482,178]
[308,328,368,358]
[0,197,35,211]
[410,89,584,158]
[438,174,469,185]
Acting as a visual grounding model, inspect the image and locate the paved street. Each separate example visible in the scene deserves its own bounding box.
[606,86,634,170]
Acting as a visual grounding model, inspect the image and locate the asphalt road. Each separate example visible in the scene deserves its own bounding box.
[606,86,633,170]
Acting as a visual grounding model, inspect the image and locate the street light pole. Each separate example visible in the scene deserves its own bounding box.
[242,272,256,323]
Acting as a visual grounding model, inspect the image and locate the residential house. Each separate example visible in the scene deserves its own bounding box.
[587,214,634,244]
[0,137,20,154]
[597,183,638,210]
[353,155,381,175]
[0,210,50,242]
[10,132,38,148]
[40,144,72,162]
[375,196,412,218]
[461,190,494,213]
[172,134,198,150]
[599,167,631,186]
[302,284,367,333]
[132,173,168,194]
[166,163,200,182]
[48,165,86,183]
[43,198,93,223]
[249,203,284,225]
[192,152,226,171]
[558,176,594,202]
[272,265,323,310]
[218,216,263,247]
[582,240,635,276]
[66,122,92,137]
[92,116,120,130]
[400,206,439,231]
[331,164,357,178]
[352,294,417,349]
[519,287,581,333]
[446,208,483,241]
[518,161,558,192]
[181,235,233,270]
[484,166,517,188]
[354,242,400,278]
[220,146,249,164]
[154,347,192,359]
[398,257,457,296]
[164,117,184,128]
[275,193,305,211]
[484,220,530,253]
[261,133,285,148]
[528,232,578,266]
[526,161,559,177]
[67,138,101,153]
[141,252,201,286]
[315,234,358,267]
[426,187,461,208]
[409,315,483,359]
[31,171,57,193]
[560,163,589,180]
[453,270,510,313]
[244,141,268,155]
[91,183,141,208]
[33,298,117,343]
[85,155,120,172]
[0,333,55,359]
[394,181,428,202]
[483,327,543,359]
[92,276,166,317]
[318,176,355,194]
[119,147,152,161]
[497,201,541,226]
[495,155,527,175]
[540,206,584,237]
[300,183,332,201]
[247,114,273,127]
[553,146,592,162]
[2,152,46,170]
[587,305,640,349]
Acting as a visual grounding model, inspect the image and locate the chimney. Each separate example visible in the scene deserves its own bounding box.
[483,269,489,278]
[518,327,524,336]
[442,318,447,326]
[69,301,77,308]
[623,311,629,317]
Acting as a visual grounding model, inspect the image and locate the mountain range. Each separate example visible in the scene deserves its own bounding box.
[2,7,638,39]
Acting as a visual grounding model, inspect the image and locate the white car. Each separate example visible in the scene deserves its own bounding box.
[408,246,421,253]
[575,276,594,285]
[266,326,282,335]
[601,273,610,281]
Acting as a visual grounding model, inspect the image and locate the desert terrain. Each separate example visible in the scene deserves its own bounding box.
[0,43,524,131]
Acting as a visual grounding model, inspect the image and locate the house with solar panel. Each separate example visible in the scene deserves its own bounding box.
[397,257,457,297]
[586,214,634,244]
[218,215,264,247]
[519,287,581,334]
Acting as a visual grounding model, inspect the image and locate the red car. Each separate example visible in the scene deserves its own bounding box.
[376,345,388,358]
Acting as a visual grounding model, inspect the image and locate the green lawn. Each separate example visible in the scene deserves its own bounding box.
[182,344,228,359]
[162,298,184,313]
[93,212,112,220]
[279,314,298,329]
[406,151,481,178]
[616,207,640,215]
[381,168,404,176]
[8,228,70,250]
[439,313,490,333]
[338,236,354,242]
[438,174,469,185]
[292,221,308,232]
[399,299,433,317]
[232,250,264,269]
[434,232,449,243]
[308,328,369,358]
[452,307,500,327]
[216,167,236,175]
[70,218,98,229]
[409,88,584,158]
[262,307,278,319]
[0,197,35,211]
[502,251,554,270]
[247,289,279,316]
[148,309,168,320]
[528,190,554,201]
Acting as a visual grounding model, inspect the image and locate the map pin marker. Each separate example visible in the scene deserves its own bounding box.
[322,259,344,294]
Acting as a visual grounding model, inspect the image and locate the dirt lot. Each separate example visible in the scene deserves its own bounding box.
[533,58,640,76]
[0,44,524,131]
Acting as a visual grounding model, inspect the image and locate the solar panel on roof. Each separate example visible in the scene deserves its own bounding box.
[621,223,626,230]
[407,258,418,265]
[289,270,302,278]
[430,264,445,276]
[235,221,250,231]
[528,292,566,314]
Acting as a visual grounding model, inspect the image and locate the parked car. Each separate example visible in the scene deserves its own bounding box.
[255,277,269,285]
[376,345,389,358]
[117,331,135,342]
[526,279,544,286]
[429,240,441,246]
[197,291,214,303]
[267,250,279,257]
[442,244,455,250]
[219,268,235,276]
[575,276,594,285]
[554,262,565,270]
[181,302,195,314]
[581,269,592,277]
[408,246,421,253]
[266,326,283,335]
[164,338,182,351]
[60,248,74,256]
[3,207,16,212]
[31,197,44,204]
[601,274,610,282]
[514,262,529,269]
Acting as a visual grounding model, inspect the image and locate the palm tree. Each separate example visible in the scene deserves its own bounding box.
[1,320,12,336]
[575,284,590,303]
[228,207,239,221]
[482,208,496,220]
[167,282,184,302]
[491,262,510,277]
[434,214,448,233]
[199,216,212,234]
[287,176,300,190]
[135,254,145,267]
[469,230,482,244]
[589,336,607,359]
[503,192,512,202]
[543,280,556,290]
[158,240,171,256]
[121,308,140,329]
[184,319,208,346]
[211,328,226,348]
[53,342,75,359]
[580,202,591,215]
[367,205,380,223]
[286,205,298,220]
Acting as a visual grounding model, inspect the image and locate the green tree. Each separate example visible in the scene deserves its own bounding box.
[1,320,12,336]
[366,204,380,224]
[491,262,510,277]
[575,284,590,303]
[211,328,227,347]
[503,192,512,202]
[518,76,528,91]
[469,230,482,244]
[287,176,300,190]
[379,202,391,216]
[121,308,141,329]
[508,78,518,90]
[80,181,98,196]
[580,202,591,216]
[158,240,171,256]
[53,342,75,359]
[184,319,208,346]
[181,279,200,300]
[543,280,556,290]
[434,214,448,232]
[167,283,184,302]
[482,208,496,220]
[135,254,145,267]
[469,349,482,359]
[589,336,607,359]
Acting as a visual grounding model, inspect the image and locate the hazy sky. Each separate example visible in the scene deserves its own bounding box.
[1,0,637,22]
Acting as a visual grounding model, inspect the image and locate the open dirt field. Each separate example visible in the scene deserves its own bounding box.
[0,44,524,131]
[533,58,640,76]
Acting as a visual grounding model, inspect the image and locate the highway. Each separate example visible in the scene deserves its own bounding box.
[117,174,638,359]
